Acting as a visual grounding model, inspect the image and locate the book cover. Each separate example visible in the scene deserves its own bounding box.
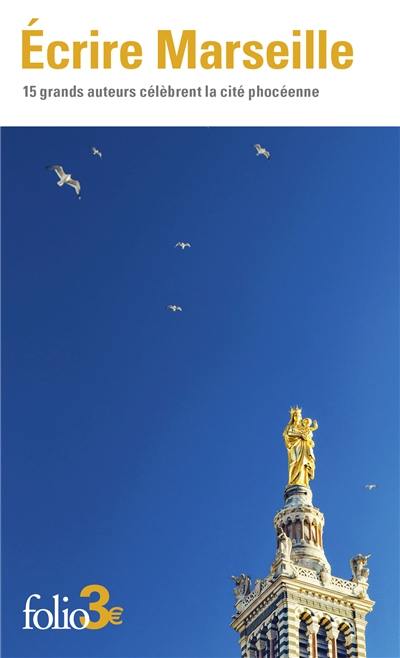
[1,3,399,658]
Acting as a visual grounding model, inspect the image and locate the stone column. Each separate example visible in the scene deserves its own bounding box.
[266,629,277,658]
[256,631,267,658]
[327,623,339,658]
[306,622,319,658]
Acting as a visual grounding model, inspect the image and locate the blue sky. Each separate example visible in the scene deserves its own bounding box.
[1,127,399,658]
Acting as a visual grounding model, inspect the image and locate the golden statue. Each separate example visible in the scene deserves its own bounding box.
[283,407,318,487]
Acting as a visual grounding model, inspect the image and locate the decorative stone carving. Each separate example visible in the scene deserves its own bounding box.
[307,620,320,635]
[274,496,330,573]
[232,574,251,601]
[277,526,293,561]
[253,578,262,595]
[326,621,339,641]
[350,554,371,583]
[272,534,296,579]
[319,564,332,586]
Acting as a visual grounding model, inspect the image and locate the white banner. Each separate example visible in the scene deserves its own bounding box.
[0,0,399,126]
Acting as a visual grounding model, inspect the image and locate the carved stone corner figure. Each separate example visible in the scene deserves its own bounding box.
[283,407,318,488]
[319,564,332,586]
[254,578,262,595]
[277,526,292,562]
[274,527,296,578]
[350,553,371,583]
[232,574,251,601]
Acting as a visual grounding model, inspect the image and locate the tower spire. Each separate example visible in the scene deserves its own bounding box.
[275,408,329,574]
[231,407,374,658]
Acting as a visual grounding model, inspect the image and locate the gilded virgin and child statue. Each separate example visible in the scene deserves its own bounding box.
[283,406,318,488]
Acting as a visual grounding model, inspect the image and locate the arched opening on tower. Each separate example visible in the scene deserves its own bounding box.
[304,518,311,541]
[294,518,302,542]
[337,630,348,658]
[312,521,318,544]
[265,617,279,658]
[247,637,257,658]
[316,623,329,658]
[286,519,293,539]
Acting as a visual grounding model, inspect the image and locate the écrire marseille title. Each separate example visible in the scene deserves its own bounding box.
[22,22,353,70]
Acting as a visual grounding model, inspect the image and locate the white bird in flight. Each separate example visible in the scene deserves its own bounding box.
[167,305,183,312]
[254,144,271,159]
[364,484,377,490]
[47,165,81,198]
[175,242,191,250]
[91,146,102,158]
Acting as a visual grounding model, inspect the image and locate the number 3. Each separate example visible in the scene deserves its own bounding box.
[79,584,110,630]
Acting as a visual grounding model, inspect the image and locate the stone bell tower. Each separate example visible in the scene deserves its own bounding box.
[231,407,374,658]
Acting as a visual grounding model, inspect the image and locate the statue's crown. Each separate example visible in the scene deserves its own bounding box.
[290,405,302,414]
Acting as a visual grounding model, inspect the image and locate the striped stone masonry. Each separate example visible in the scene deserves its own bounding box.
[231,484,374,657]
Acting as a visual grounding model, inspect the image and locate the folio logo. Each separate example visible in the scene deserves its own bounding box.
[23,584,123,630]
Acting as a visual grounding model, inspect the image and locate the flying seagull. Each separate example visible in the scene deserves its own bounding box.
[167,305,182,312]
[364,484,377,490]
[175,242,191,250]
[47,165,81,198]
[91,146,102,158]
[254,144,271,159]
